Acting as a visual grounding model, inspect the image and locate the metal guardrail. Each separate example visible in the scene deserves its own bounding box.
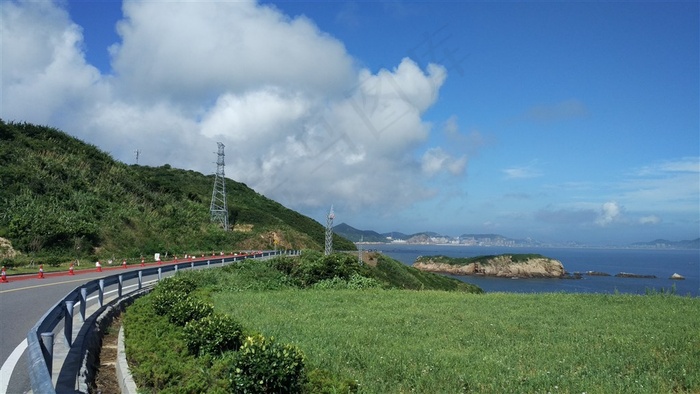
[26,250,300,393]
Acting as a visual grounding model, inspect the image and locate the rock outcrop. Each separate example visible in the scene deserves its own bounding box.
[670,273,685,280]
[413,255,565,278]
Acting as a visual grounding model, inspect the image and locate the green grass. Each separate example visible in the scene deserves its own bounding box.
[214,289,700,393]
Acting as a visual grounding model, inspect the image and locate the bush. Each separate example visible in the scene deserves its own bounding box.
[312,273,381,290]
[291,254,365,287]
[168,297,214,326]
[183,313,244,357]
[229,334,307,393]
[157,275,198,295]
[151,289,182,316]
[151,275,201,316]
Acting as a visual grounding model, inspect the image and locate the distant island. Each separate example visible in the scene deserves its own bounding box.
[412,254,566,278]
[334,223,700,249]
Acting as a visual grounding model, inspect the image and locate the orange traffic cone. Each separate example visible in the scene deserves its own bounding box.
[1,266,8,283]
[122,259,127,269]
[69,263,75,275]
[96,261,102,272]
[38,264,44,279]
[140,257,145,267]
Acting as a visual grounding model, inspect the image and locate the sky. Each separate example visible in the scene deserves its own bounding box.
[1,0,698,245]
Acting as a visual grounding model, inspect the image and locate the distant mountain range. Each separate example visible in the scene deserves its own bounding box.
[333,223,538,246]
[630,238,700,249]
[333,223,700,249]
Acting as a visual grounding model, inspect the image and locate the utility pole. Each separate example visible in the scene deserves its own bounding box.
[210,142,229,230]
[325,205,334,255]
[358,235,363,264]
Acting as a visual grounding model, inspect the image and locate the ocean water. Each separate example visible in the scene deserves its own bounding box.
[371,244,700,297]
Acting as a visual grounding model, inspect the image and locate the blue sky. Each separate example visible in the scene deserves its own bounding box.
[2,1,698,245]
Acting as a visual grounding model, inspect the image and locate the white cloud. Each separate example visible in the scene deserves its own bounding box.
[111,0,356,103]
[421,147,467,176]
[639,215,661,225]
[502,165,542,179]
[1,0,108,125]
[595,201,622,226]
[1,0,460,219]
[636,157,700,176]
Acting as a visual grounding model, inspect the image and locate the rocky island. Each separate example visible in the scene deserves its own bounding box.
[413,254,566,278]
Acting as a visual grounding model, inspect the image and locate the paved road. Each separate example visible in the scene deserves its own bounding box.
[0,264,154,393]
[0,255,252,393]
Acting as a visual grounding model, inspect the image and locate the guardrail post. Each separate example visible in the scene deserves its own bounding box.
[64,301,74,347]
[191,261,194,269]
[98,279,105,307]
[158,267,162,281]
[40,332,54,377]
[207,260,210,267]
[80,287,87,322]
[221,258,225,266]
[138,270,143,290]
[174,264,178,274]
[118,274,124,297]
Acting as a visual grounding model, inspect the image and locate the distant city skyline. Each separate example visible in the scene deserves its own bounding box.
[2,1,698,245]
[335,222,700,248]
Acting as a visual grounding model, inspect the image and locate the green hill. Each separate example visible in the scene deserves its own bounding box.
[0,120,354,262]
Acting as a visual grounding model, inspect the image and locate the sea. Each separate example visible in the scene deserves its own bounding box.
[370,244,700,297]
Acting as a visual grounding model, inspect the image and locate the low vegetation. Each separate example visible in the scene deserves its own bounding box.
[0,120,354,270]
[415,253,549,266]
[124,253,482,393]
[125,253,699,393]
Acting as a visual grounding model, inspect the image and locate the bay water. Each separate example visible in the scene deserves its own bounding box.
[371,244,699,297]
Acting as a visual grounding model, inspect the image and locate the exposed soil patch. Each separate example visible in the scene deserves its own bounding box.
[92,316,121,394]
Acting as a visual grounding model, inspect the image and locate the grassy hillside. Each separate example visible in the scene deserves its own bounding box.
[217,290,699,393]
[124,255,698,393]
[0,120,354,264]
[123,253,483,392]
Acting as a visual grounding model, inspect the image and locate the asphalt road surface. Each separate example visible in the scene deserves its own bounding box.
[0,256,245,394]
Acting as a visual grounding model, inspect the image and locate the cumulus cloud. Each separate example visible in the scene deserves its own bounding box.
[421,147,467,176]
[111,0,356,102]
[1,1,108,126]
[1,0,464,218]
[595,201,623,226]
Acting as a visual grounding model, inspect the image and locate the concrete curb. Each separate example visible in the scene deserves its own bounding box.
[116,326,138,394]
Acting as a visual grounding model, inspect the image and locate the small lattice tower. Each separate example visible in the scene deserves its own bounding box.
[358,235,364,264]
[209,142,229,230]
[325,205,335,255]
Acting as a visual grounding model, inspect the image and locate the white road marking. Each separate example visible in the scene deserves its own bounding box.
[0,279,157,393]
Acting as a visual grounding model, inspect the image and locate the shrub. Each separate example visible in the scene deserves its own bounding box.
[229,334,307,393]
[168,297,214,326]
[183,313,244,357]
[151,289,182,316]
[292,253,364,287]
[312,273,381,290]
[157,275,198,295]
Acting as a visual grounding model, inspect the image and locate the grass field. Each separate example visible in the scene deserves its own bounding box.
[214,289,700,393]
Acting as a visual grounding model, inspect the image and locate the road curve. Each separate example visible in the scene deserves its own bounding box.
[0,258,231,393]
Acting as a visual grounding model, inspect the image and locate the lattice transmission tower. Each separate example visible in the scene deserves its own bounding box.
[210,142,229,230]
[358,235,364,264]
[325,205,334,255]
